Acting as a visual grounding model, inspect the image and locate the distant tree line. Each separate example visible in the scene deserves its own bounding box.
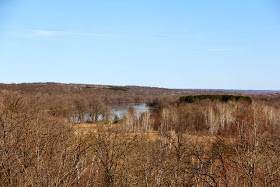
[106,86,129,91]
[179,94,252,104]
[1,83,268,105]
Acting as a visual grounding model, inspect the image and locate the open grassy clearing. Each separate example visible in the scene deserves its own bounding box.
[73,122,222,145]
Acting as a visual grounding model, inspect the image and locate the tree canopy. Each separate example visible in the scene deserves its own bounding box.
[179,95,252,104]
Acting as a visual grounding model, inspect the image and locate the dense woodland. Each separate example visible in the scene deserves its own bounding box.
[1,83,280,186]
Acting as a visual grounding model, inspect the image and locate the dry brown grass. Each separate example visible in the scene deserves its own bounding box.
[72,123,223,147]
[72,122,107,136]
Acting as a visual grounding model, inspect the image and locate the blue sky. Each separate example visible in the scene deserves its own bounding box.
[0,0,280,90]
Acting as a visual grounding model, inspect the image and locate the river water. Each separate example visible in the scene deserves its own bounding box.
[70,103,151,122]
[110,103,151,118]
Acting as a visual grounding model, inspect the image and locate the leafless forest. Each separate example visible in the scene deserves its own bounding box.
[1,83,280,186]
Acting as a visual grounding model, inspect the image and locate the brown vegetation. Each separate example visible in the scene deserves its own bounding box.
[0,83,280,186]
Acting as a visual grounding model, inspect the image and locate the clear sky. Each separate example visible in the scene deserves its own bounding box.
[0,0,280,90]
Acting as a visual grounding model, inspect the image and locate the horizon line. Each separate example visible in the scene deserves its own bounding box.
[1,81,280,92]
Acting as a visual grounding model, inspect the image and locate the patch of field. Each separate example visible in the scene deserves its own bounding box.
[72,122,109,135]
[72,123,223,147]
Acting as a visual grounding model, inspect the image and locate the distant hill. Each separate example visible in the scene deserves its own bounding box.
[0,82,279,104]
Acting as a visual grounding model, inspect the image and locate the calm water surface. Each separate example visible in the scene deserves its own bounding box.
[71,103,151,122]
[110,103,151,118]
